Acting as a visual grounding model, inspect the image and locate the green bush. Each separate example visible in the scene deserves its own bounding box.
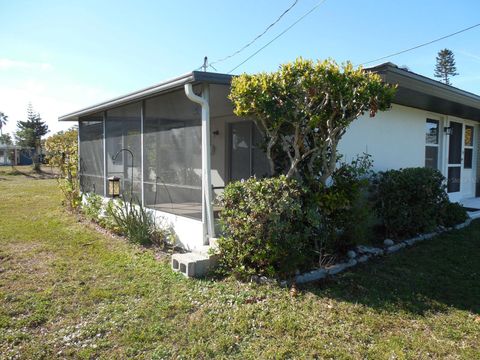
[105,198,171,247]
[439,201,468,228]
[81,193,104,223]
[323,154,376,253]
[373,167,453,238]
[217,176,315,279]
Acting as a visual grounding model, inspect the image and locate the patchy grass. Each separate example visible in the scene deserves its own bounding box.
[0,167,479,359]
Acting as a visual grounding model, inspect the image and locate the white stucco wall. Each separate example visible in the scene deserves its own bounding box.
[338,104,429,171]
[150,209,204,251]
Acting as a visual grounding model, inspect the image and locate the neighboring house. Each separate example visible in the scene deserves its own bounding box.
[59,62,480,251]
[0,144,34,166]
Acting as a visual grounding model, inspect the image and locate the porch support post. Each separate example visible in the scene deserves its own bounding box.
[102,113,107,197]
[184,83,215,244]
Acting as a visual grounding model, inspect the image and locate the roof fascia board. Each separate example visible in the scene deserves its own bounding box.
[59,72,196,121]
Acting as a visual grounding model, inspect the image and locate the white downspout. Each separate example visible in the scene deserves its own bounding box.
[184,83,215,244]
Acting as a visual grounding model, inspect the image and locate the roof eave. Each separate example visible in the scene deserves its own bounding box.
[58,71,233,122]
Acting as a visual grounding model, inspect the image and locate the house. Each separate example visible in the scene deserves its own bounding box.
[59,62,480,252]
[0,144,34,166]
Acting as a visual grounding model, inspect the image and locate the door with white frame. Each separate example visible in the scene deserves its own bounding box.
[445,119,477,202]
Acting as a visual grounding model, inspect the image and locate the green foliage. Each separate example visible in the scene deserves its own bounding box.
[373,167,456,238]
[217,176,315,279]
[0,133,13,145]
[81,193,104,223]
[15,104,49,171]
[229,57,397,183]
[322,154,375,253]
[0,111,7,136]
[439,201,468,228]
[44,128,80,210]
[434,48,458,85]
[106,198,171,247]
[100,200,121,233]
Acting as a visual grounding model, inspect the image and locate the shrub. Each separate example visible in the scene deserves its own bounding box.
[325,154,375,252]
[373,167,450,238]
[106,198,170,247]
[44,128,80,210]
[439,201,468,228]
[81,193,104,223]
[217,176,315,279]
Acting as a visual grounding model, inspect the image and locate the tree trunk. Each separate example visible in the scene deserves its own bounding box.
[33,142,41,172]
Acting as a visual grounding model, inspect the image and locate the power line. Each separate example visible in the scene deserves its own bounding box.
[359,22,480,66]
[209,0,299,67]
[228,0,328,74]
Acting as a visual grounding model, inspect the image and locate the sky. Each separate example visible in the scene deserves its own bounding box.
[1,0,479,138]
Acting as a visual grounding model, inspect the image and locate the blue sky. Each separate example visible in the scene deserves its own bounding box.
[1,0,479,136]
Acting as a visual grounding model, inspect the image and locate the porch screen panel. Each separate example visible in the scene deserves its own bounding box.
[79,114,104,195]
[106,103,142,202]
[143,89,202,219]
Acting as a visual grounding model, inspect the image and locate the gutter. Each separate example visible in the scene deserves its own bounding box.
[184,83,215,244]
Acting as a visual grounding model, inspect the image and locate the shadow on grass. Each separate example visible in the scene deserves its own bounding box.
[0,166,57,180]
[305,220,480,315]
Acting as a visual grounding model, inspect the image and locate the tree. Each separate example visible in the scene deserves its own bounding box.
[0,112,7,136]
[45,128,80,209]
[434,48,458,85]
[0,133,13,145]
[15,104,49,171]
[229,58,396,185]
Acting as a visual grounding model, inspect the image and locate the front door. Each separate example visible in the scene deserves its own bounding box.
[447,121,476,201]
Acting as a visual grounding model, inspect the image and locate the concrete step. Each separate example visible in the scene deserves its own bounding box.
[171,249,217,278]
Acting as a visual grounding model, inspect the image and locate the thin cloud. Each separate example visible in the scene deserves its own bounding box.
[0,58,53,71]
[457,50,480,63]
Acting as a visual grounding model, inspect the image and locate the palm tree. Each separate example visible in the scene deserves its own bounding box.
[0,112,7,136]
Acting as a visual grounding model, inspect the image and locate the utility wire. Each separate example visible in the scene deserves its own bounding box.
[228,0,328,74]
[209,0,299,67]
[359,22,480,66]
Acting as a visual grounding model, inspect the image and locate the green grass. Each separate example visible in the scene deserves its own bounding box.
[1,166,479,359]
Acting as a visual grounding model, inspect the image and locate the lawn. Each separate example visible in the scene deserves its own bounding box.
[0,166,479,359]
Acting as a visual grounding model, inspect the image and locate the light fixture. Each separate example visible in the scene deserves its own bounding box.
[108,176,121,198]
[111,148,135,198]
[444,126,453,136]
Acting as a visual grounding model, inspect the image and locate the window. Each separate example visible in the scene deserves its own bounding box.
[229,121,271,181]
[464,125,474,169]
[79,114,104,195]
[425,119,439,169]
[143,89,202,219]
[105,103,142,202]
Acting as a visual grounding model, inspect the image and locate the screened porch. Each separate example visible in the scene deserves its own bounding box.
[77,82,270,221]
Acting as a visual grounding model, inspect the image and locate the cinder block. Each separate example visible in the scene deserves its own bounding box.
[171,252,215,278]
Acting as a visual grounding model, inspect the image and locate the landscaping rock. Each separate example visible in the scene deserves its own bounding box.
[295,269,327,284]
[326,263,348,275]
[422,232,436,240]
[386,243,406,253]
[347,250,357,259]
[404,237,420,246]
[383,239,394,246]
[259,276,269,284]
[346,259,357,267]
[356,245,384,256]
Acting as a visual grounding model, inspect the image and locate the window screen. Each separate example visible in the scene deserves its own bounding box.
[143,90,202,219]
[448,121,462,165]
[106,103,142,202]
[79,114,104,195]
[425,119,439,169]
[464,125,474,169]
[230,121,271,181]
[447,167,461,193]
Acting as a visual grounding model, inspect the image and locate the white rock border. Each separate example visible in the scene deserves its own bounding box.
[294,217,473,285]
